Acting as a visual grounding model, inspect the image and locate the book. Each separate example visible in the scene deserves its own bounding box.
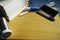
[0,0,27,21]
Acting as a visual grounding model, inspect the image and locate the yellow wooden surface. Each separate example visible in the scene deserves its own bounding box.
[8,12,60,40]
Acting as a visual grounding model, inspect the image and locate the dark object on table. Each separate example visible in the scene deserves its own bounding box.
[37,5,58,21]
[0,5,12,40]
[0,5,10,22]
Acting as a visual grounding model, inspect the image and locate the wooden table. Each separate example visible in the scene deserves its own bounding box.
[8,12,60,40]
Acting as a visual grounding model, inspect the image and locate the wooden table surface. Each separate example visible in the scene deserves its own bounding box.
[8,12,60,40]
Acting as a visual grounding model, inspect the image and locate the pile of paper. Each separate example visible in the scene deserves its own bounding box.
[0,0,27,21]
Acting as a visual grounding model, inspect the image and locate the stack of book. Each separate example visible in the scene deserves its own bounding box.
[0,0,27,21]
